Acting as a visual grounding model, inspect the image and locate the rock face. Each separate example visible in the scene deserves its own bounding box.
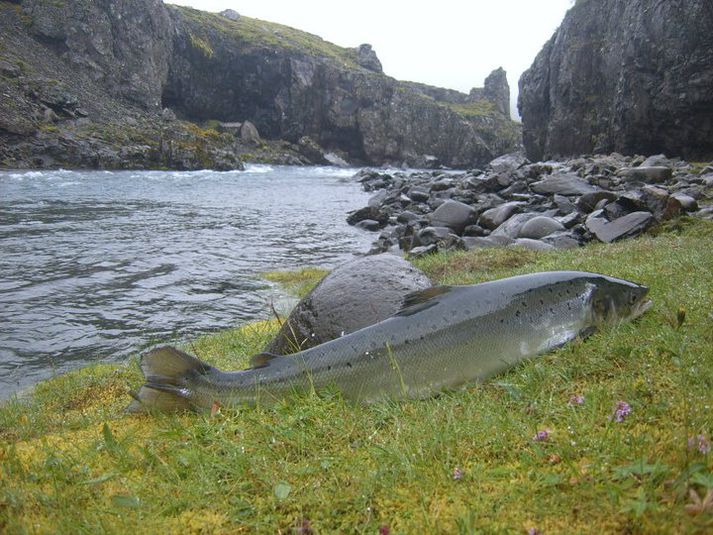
[264,255,432,355]
[163,7,520,167]
[0,1,520,169]
[518,0,713,161]
[353,44,382,73]
[22,0,173,108]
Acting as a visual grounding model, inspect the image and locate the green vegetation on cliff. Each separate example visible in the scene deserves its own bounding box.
[172,5,361,69]
[3,215,711,532]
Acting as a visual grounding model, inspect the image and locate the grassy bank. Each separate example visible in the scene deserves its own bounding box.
[1,219,712,533]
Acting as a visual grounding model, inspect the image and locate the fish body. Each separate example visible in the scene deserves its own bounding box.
[130,271,651,412]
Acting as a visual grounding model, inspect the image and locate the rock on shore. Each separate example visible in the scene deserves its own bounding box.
[347,153,713,256]
[264,255,431,355]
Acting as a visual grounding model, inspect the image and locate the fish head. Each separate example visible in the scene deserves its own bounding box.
[590,276,652,324]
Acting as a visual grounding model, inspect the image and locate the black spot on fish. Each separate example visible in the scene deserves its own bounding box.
[515,310,521,317]
[328,366,332,371]
[347,362,353,368]
[540,299,545,305]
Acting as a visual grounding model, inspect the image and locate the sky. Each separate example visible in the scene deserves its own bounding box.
[168,0,575,119]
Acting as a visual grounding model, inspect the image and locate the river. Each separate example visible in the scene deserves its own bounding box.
[0,165,374,397]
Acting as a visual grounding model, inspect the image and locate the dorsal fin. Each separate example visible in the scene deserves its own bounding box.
[395,286,453,317]
[249,352,284,369]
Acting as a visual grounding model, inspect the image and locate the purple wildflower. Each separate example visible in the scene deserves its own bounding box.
[453,467,464,480]
[295,519,314,535]
[569,394,585,406]
[612,401,632,422]
[688,434,711,455]
[378,525,390,535]
[527,528,542,535]
[533,429,551,442]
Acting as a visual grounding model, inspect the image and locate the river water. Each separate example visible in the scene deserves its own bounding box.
[0,165,374,397]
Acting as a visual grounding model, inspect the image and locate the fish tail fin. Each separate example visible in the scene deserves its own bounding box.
[126,346,214,413]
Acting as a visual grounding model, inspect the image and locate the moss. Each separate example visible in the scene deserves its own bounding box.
[173,5,360,68]
[38,123,59,133]
[688,162,712,175]
[188,32,214,59]
[262,267,328,298]
[447,99,497,118]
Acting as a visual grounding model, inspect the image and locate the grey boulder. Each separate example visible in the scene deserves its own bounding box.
[478,201,525,230]
[429,200,477,234]
[264,254,432,355]
[586,211,655,243]
[531,173,599,195]
[518,216,566,239]
[617,166,673,183]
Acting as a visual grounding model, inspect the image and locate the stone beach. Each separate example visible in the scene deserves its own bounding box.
[348,153,713,256]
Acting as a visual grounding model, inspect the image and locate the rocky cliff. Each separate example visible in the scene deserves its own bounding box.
[518,0,713,161]
[0,0,520,169]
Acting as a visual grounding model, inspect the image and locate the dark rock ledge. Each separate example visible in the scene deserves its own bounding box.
[347,153,713,257]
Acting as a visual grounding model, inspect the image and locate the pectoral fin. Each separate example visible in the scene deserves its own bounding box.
[249,352,284,369]
[395,286,453,317]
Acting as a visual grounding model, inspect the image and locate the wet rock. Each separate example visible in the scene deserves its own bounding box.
[577,190,618,213]
[478,201,525,230]
[531,174,599,195]
[671,193,698,212]
[491,212,541,239]
[586,211,655,243]
[640,185,682,221]
[430,178,455,192]
[407,187,430,202]
[396,211,422,224]
[617,166,673,183]
[518,216,566,239]
[541,232,581,249]
[347,206,388,227]
[463,224,488,237]
[488,152,528,174]
[557,212,582,229]
[413,226,453,247]
[640,154,675,168]
[408,244,439,258]
[264,255,431,355]
[429,200,477,234]
[355,219,383,231]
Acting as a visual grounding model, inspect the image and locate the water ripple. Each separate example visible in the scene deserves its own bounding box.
[0,166,372,397]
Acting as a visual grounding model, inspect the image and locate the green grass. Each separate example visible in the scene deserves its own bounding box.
[1,219,713,533]
[262,267,328,299]
[446,100,498,119]
[172,5,361,69]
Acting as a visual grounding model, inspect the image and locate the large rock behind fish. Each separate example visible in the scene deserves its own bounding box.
[264,254,432,355]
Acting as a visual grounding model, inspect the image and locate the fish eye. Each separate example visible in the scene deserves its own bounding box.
[629,293,638,305]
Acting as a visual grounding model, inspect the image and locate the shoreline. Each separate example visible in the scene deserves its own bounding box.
[1,218,712,532]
